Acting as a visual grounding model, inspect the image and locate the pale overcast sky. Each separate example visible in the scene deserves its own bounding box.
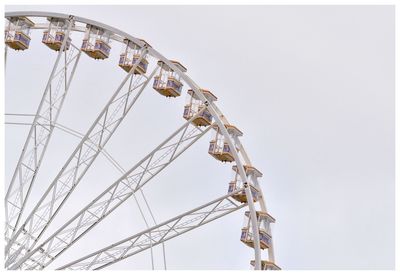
[4,5,394,270]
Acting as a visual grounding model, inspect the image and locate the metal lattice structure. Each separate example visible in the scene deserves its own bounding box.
[4,11,279,270]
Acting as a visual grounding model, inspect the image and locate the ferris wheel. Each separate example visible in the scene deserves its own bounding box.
[4,11,280,270]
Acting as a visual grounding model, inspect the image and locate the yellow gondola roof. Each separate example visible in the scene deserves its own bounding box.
[123,38,152,49]
[232,165,263,177]
[46,17,69,26]
[225,124,243,136]
[212,124,243,136]
[170,60,187,72]
[7,16,35,27]
[157,60,187,73]
[245,210,276,223]
[188,89,218,102]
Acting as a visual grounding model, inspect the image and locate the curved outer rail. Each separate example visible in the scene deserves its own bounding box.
[5,11,274,270]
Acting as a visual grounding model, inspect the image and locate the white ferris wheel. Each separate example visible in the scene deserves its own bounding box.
[4,11,280,270]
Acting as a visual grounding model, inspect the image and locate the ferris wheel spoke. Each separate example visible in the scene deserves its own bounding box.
[5,116,112,155]
[10,110,211,270]
[5,50,155,267]
[57,190,246,270]
[5,18,80,247]
[5,11,279,270]
[49,49,80,82]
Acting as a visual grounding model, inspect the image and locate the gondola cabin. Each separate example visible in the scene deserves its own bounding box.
[153,60,186,97]
[208,124,242,162]
[250,260,281,270]
[42,18,72,51]
[240,211,275,250]
[228,165,262,203]
[183,89,217,126]
[119,39,149,74]
[81,25,111,60]
[5,16,34,51]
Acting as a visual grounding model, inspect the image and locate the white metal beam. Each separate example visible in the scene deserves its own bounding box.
[151,56,263,271]
[4,11,274,270]
[5,18,80,247]
[5,50,155,267]
[58,189,247,270]
[10,111,211,270]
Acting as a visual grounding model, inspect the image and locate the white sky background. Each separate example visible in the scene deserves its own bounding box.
[4,5,394,270]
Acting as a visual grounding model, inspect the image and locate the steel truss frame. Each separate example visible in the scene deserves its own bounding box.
[5,115,138,182]
[58,189,247,270]
[5,11,276,270]
[5,49,156,267]
[11,110,211,270]
[5,115,169,270]
[5,18,79,246]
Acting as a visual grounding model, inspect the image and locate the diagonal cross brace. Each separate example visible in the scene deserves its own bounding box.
[58,190,246,270]
[5,19,79,245]
[5,49,154,267]
[12,110,211,270]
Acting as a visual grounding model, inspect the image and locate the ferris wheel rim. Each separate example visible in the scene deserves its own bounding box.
[4,10,270,270]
